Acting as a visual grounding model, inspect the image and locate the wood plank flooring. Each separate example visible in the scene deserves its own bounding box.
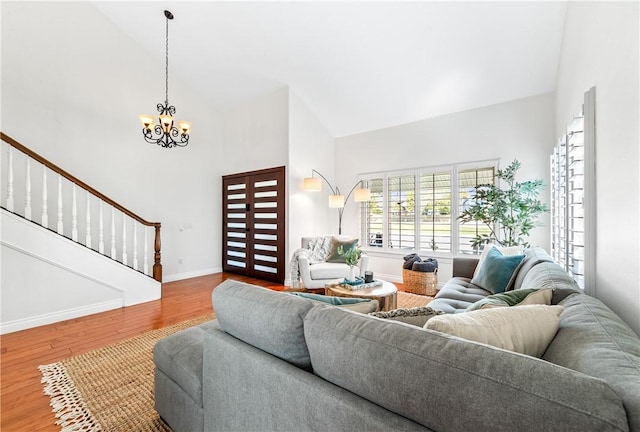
[1,273,409,431]
[0,273,285,432]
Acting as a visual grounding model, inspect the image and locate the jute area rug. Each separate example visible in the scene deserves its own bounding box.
[39,291,431,431]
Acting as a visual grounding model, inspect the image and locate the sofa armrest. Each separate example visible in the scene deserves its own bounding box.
[452,257,479,279]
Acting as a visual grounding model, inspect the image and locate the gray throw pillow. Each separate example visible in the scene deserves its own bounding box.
[369,306,443,327]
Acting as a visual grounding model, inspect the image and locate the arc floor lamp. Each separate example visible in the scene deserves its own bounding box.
[303,169,371,235]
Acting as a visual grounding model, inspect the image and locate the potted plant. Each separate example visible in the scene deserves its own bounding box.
[338,244,362,282]
[458,159,548,250]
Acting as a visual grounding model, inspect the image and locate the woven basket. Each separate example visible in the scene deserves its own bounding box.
[402,268,438,296]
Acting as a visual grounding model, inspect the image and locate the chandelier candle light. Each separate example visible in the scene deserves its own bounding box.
[139,10,191,148]
[303,169,371,235]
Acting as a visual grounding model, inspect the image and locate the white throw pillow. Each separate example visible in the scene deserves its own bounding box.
[473,244,524,278]
[425,305,563,358]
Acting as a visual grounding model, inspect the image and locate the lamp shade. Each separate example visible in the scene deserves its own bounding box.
[329,194,345,208]
[354,188,371,202]
[139,115,155,130]
[159,115,173,133]
[178,120,192,135]
[303,177,322,191]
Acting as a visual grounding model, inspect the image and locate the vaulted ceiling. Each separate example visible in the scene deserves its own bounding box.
[93,1,567,137]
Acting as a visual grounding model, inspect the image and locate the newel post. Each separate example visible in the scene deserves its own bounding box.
[153,224,163,282]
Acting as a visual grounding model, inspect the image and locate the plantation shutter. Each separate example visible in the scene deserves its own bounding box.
[551,87,595,293]
[387,174,416,250]
[419,172,452,252]
[361,178,384,247]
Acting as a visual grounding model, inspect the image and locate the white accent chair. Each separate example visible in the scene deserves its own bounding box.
[298,236,369,291]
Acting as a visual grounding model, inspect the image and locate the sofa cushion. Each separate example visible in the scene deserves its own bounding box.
[512,247,555,290]
[212,280,316,370]
[520,261,580,291]
[304,307,628,432]
[326,238,359,263]
[429,277,491,313]
[470,247,525,294]
[153,320,219,405]
[466,288,553,311]
[543,294,640,432]
[309,262,355,279]
[425,304,563,357]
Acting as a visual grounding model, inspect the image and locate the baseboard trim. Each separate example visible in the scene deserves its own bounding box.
[163,267,221,283]
[0,299,123,335]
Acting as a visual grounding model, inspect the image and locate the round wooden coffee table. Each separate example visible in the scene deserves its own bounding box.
[325,280,398,312]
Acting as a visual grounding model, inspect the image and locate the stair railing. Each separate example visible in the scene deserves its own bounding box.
[1,132,162,282]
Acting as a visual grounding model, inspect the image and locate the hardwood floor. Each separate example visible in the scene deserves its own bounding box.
[0,273,285,432]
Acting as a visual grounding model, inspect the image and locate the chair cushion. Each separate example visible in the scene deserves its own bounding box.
[309,262,355,279]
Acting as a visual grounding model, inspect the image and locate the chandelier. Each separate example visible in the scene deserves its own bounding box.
[139,10,191,148]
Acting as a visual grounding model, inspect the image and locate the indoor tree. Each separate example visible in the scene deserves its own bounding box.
[458,160,548,249]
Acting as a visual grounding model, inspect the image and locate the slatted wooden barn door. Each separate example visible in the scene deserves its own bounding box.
[222,166,286,283]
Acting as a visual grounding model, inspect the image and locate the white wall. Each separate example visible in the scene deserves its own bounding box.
[288,89,336,284]
[220,87,290,176]
[555,2,640,335]
[1,2,221,282]
[1,210,160,333]
[335,93,556,283]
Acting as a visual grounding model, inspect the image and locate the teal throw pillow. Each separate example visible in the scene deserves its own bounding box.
[470,247,525,294]
[326,239,359,263]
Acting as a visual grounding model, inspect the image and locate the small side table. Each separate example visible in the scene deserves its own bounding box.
[325,280,398,312]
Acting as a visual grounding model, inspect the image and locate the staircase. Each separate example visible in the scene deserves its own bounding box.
[1,133,162,334]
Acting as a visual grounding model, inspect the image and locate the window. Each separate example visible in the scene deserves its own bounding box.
[551,87,595,293]
[360,161,497,255]
[420,172,451,252]
[458,167,495,254]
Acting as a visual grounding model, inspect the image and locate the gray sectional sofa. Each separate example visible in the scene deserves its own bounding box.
[154,248,640,432]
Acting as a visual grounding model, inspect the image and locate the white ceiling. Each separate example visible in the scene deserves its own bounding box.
[93,1,567,138]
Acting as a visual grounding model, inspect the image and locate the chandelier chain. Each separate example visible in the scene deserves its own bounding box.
[165,15,169,104]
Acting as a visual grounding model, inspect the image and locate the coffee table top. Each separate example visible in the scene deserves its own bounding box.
[325,280,397,297]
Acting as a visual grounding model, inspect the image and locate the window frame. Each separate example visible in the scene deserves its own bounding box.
[359,159,499,258]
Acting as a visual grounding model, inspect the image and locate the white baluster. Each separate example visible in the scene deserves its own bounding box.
[41,167,48,228]
[98,201,105,254]
[57,175,63,234]
[143,227,149,275]
[6,146,14,212]
[133,223,138,270]
[71,185,78,241]
[122,214,128,265]
[110,207,116,259]
[85,192,91,247]
[25,159,32,220]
